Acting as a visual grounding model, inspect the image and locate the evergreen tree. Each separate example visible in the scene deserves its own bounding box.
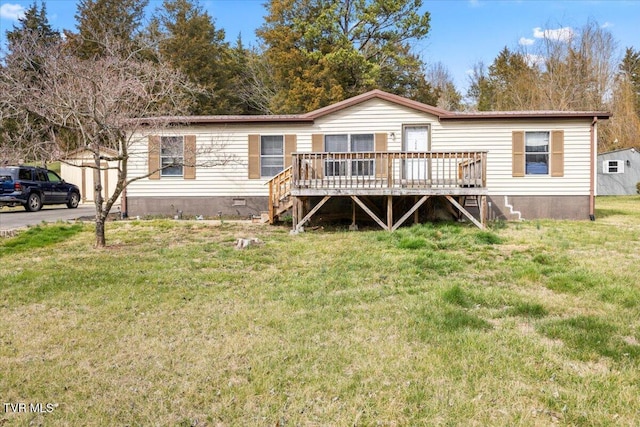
[619,47,640,116]
[6,1,60,50]
[66,0,148,58]
[466,62,494,111]
[487,47,539,110]
[151,0,239,115]
[257,0,436,113]
[1,1,64,164]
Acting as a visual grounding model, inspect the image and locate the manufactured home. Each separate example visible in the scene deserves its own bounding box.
[597,147,640,195]
[125,90,610,230]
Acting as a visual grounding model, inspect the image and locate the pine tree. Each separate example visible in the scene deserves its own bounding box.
[151,0,239,115]
[1,1,64,164]
[620,47,640,116]
[487,47,539,110]
[5,1,60,50]
[256,0,436,113]
[66,0,148,58]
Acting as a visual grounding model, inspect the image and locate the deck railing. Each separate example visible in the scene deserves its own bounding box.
[292,151,487,191]
[267,165,292,222]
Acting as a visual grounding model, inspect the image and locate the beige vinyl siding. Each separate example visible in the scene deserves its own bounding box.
[432,120,590,196]
[128,125,310,198]
[126,99,593,198]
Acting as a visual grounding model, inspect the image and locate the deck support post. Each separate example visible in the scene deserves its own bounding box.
[350,198,358,230]
[414,196,419,224]
[291,196,298,230]
[387,196,393,231]
[351,196,389,231]
[445,195,485,229]
[295,195,331,232]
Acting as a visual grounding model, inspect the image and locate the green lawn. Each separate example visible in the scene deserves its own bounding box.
[1,196,639,426]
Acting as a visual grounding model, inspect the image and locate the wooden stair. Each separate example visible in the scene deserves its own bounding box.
[463,195,479,208]
[266,166,293,224]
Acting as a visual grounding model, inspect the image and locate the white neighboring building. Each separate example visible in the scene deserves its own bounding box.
[597,147,640,195]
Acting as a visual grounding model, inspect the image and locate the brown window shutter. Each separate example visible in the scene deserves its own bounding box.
[311,134,324,179]
[550,130,564,177]
[248,134,260,179]
[284,134,297,168]
[184,135,196,180]
[148,135,160,180]
[512,131,525,177]
[375,133,388,178]
[312,134,324,152]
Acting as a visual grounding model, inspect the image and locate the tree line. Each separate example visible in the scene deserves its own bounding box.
[2,0,639,154]
[1,0,638,246]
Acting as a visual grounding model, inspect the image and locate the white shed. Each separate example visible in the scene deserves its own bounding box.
[60,148,122,205]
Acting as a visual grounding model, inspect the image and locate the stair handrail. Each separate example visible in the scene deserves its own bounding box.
[266,166,293,223]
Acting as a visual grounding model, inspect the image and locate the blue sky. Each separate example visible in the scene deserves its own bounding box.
[1,0,639,93]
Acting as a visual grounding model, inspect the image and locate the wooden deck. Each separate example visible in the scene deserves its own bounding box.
[267,151,489,231]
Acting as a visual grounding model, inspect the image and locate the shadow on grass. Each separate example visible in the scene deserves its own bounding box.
[538,315,640,362]
[594,208,628,218]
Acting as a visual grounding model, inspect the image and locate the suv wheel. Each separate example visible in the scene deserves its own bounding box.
[25,193,42,212]
[67,192,80,209]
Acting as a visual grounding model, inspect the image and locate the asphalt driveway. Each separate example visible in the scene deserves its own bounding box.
[0,204,96,231]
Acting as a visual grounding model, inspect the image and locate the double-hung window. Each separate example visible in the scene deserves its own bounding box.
[324,134,374,177]
[603,160,624,174]
[525,131,549,175]
[260,135,284,177]
[161,136,184,177]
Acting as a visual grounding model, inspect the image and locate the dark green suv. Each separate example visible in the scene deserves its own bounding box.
[0,166,81,212]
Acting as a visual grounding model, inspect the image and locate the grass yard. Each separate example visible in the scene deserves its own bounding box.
[1,196,639,426]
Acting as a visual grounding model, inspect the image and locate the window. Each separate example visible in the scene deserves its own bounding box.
[525,131,549,175]
[260,135,284,177]
[34,169,47,182]
[18,168,32,180]
[47,171,62,183]
[161,136,184,176]
[325,134,374,177]
[603,160,624,174]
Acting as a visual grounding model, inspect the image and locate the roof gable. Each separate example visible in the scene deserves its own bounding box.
[137,89,611,125]
[302,89,451,119]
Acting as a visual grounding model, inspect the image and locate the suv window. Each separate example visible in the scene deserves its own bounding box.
[47,171,62,183]
[19,169,32,180]
[35,170,47,182]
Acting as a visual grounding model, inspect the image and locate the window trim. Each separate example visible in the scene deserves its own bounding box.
[260,135,285,178]
[513,130,564,178]
[603,160,624,174]
[524,131,550,176]
[324,133,375,178]
[160,135,185,177]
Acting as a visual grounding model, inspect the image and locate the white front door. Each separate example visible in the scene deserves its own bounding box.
[404,126,430,180]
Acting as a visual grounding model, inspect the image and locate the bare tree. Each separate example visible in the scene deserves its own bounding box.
[600,73,640,151]
[0,30,229,247]
[521,20,616,111]
[425,62,462,111]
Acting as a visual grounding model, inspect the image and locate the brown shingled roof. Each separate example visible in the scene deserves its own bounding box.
[136,89,611,125]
